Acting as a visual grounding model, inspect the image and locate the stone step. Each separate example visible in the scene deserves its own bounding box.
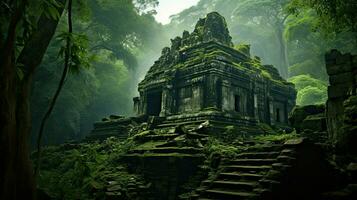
[137,134,179,141]
[277,155,297,163]
[121,153,205,159]
[223,165,271,173]
[236,151,280,159]
[280,149,297,156]
[218,172,263,181]
[203,189,258,199]
[129,147,202,154]
[259,179,281,187]
[246,144,283,152]
[228,158,276,166]
[272,163,292,170]
[203,180,257,191]
[157,120,207,128]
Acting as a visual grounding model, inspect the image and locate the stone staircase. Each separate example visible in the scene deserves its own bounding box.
[191,144,286,200]
[121,126,209,200]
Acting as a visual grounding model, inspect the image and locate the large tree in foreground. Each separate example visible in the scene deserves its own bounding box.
[0,0,66,199]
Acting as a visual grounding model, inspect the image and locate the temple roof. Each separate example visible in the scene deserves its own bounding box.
[138,12,292,91]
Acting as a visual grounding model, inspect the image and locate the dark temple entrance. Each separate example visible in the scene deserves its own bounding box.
[147,91,162,116]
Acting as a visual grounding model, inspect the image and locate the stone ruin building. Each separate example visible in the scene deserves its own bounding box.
[133,12,296,129]
[87,12,296,140]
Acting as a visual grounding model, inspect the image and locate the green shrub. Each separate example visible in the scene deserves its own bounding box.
[289,75,327,105]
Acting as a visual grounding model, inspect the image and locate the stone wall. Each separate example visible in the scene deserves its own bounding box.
[134,12,296,129]
[325,49,357,152]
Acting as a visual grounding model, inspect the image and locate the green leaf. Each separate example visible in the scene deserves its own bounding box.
[16,67,24,80]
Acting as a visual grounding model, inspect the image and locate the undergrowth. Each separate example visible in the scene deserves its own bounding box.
[34,137,148,200]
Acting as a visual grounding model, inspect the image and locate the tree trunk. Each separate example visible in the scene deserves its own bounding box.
[0,0,66,199]
[275,24,289,79]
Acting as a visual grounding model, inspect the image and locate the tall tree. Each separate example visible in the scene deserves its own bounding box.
[29,0,163,146]
[235,0,292,78]
[0,0,66,199]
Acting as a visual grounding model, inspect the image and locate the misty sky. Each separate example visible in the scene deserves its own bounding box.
[155,0,200,24]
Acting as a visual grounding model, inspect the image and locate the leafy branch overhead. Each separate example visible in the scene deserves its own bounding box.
[57,32,92,73]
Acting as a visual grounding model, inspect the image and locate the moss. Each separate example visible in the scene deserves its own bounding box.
[253,132,299,143]
[259,123,276,135]
[134,141,167,150]
[139,153,202,157]
[203,106,220,111]
[232,62,246,70]
[132,130,156,140]
[203,137,245,159]
[234,43,250,56]
[204,49,233,61]
[33,137,148,200]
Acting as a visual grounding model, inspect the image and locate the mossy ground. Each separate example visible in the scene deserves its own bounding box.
[33,138,150,200]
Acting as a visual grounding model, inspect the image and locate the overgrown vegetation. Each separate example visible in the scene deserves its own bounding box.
[34,137,150,200]
[30,0,166,146]
[289,75,327,105]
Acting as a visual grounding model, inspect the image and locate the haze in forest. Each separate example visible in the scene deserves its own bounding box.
[26,0,356,146]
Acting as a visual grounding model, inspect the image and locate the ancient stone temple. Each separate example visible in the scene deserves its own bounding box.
[133,12,296,128]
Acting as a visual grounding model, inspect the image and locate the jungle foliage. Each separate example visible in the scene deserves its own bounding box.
[34,137,145,200]
[30,0,166,146]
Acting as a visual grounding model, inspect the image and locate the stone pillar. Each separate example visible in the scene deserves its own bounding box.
[140,91,147,115]
[283,101,288,123]
[268,97,274,125]
[251,79,258,119]
[133,97,140,116]
[204,74,221,109]
[254,93,259,120]
[325,49,356,147]
[160,84,173,117]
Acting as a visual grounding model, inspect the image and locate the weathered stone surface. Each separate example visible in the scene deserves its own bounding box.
[325,49,354,75]
[201,12,233,47]
[325,50,357,152]
[329,72,354,85]
[334,95,357,154]
[288,104,325,133]
[283,137,306,146]
[328,85,351,99]
[134,12,296,131]
[302,113,326,131]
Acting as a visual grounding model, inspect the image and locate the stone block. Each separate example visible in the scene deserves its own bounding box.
[325,49,341,65]
[284,137,306,146]
[329,72,354,85]
[328,85,350,99]
[326,63,353,75]
[327,99,345,115]
[302,114,327,132]
[336,53,352,65]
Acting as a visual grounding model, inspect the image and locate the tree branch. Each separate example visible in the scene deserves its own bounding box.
[17,0,67,79]
[34,0,72,177]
